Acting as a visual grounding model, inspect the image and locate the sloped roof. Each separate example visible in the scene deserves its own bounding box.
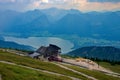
[36,46,47,53]
[49,44,61,50]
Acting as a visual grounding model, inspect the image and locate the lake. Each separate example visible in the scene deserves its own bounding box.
[4,36,74,53]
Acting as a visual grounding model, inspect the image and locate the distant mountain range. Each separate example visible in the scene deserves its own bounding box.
[67,46,120,62]
[0,8,120,49]
[0,8,120,41]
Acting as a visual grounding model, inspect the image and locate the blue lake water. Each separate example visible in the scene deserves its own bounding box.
[4,36,74,53]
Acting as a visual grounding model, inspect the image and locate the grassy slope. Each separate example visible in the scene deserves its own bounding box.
[59,63,120,80]
[0,62,71,80]
[99,62,120,74]
[0,50,89,80]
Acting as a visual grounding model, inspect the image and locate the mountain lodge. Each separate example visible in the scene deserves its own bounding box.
[29,44,62,61]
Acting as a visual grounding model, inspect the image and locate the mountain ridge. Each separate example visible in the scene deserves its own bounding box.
[0,8,120,49]
[0,8,120,40]
[67,46,120,62]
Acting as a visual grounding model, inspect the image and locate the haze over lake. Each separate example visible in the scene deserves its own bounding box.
[4,36,74,53]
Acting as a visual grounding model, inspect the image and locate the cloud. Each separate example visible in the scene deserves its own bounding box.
[0,0,120,12]
[42,0,49,3]
[72,0,120,12]
[0,0,15,3]
[0,0,16,5]
[88,0,120,3]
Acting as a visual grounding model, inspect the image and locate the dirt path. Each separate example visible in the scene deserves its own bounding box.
[62,58,120,78]
[0,61,80,80]
[63,58,106,71]
[52,62,98,80]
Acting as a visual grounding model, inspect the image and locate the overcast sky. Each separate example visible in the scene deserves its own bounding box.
[0,0,120,12]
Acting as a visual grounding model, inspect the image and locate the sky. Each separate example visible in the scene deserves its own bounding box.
[0,0,120,12]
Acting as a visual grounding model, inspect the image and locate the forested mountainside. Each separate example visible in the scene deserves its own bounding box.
[67,46,120,62]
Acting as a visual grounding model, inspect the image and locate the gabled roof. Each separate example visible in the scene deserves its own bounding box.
[49,44,61,50]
